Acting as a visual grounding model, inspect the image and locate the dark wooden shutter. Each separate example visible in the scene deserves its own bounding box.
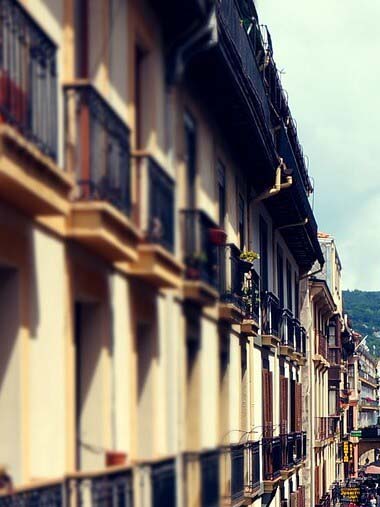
[295,383,302,432]
[280,376,288,434]
[315,465,320,504]
[263,369,273,438]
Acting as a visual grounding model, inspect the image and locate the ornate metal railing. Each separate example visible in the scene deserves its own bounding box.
[246,441,260,492]
[261,291,282,337]
[280,309,294,348]
[0,481,63,507]
[200,449,220,507]
[263,437,281,480]
[146,156,175,252]
[181,209,219,288]
[280,433,295,470]
[66,468,133,507]
[64,82,131,214]
[230,444,244,502]
[218,244,246,314]
[294,432,303,464]
[151,459,176,507]
[0,0,57,159]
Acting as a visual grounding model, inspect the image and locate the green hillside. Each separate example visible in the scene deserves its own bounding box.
[343,290,380,356]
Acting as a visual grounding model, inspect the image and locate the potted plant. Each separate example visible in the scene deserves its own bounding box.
[208,228,227,245]
[106,450,127,467]
[239,250,260,272]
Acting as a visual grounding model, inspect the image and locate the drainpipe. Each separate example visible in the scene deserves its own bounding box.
[253,158,293,204]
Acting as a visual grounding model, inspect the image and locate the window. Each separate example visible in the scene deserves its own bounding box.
[135,45,146,150]
[217,161,226,227]
[294,272,299,319]
[260,217,269,292]
[74,0,88,78]
[277,246,284,307]
[238,194,245,250]
[184,113,197,209]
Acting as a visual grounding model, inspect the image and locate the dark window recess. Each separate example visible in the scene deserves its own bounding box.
[148,158,175,252]
[238,194,245,250]
[74,0,88,78]
[134,45,146,150]
[277,247,284,307]
[217,162,226,228]
[294,272,299,319]
[184,113,197,209]
[0,0,58,159]
[286,260,293,312]
[260,217,269,292]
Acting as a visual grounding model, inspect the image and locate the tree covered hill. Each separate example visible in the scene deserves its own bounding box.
[343,290,380,356]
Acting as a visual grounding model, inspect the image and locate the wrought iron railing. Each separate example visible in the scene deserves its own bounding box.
[64,83,131,214]
[218,244,246,314]
[0,481,63,507]
[302,431,307,460]
[66,468,133,507]
[246,441,260,492]
[145,156,175,252]
[280,433,295,470]
[181,209,219,288]
[280,309,295,348]
[315,417,338,441]
[230,444,244,501]
[200,449,220,507]
[0,0,57,159]
[263,437,281,480]
[261,291,282,337]
[152,459,176,507]
[328,348,341,365]
[218,246,260,320]
[294,432,303,464]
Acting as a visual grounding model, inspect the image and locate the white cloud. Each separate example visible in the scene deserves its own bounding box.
[257,0,380,290]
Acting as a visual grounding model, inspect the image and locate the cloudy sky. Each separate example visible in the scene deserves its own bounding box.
[257,0,380,290]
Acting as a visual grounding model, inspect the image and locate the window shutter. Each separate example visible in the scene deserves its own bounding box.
[280,376,288,433]
[263,369,273,437]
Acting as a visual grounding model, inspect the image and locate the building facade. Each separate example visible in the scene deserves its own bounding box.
[0,0,348,506]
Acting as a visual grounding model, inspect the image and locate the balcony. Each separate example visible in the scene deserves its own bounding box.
[313,331,329,369]
[315,417,339,446]
[316,493,331,507]
[218,245,260,328]
[263,437,282,490]
[230,444,244,503]
[359,371,379,388]
[293,320,307,364]
[64,82,141,263]
[245,441,261,497]
[302,432,307,460]
[279,309,295,358]
[359,397,379,410]
[0,480,63,507]
[200,449,220,507]
[261,292,282,348]
[151,459,176,507]
[66,467,133,506]
[126,153,183,288]
[181,210,219,305]
[0,0,73,218]
[280,434,296,479]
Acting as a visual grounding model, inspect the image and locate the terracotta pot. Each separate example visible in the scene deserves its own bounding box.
[208,228,227,245]
[106,451,127,467]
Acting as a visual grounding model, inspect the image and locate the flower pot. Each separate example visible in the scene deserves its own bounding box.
[208,228,227,245]
[106,451,127,467]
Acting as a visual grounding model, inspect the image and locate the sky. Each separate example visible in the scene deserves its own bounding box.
[257,0,380,290]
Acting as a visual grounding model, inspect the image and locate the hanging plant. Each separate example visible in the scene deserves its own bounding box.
[240,250,260,264]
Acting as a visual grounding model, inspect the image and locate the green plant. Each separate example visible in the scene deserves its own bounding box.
[240,250,260,263]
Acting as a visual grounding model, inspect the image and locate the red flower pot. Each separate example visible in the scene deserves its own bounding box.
[208,228,227,245]
[106,451,127,467]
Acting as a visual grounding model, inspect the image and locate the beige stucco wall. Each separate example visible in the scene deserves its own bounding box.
[201,317,219,448]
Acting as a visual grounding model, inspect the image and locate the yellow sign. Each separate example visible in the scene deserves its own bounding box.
[340,487,360,502]
[343,441,354,463]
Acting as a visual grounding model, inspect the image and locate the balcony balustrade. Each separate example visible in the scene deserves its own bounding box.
[0,0,57,159]
[359,397,379,409]
[218,245,261,325]
[230,444,244,502]
[359,371,378,386]
[315,417,339,443]
[152,459,176,507]
[316,493,331,507]
[246,441,261,495]
[261,292,282,348]
[263,437,281,483]
[64,82,131,215]
[181,209,219,305]
[302,431,307,460]
[200,449,220,507]
[280,433,295,472]
[294,432,303,464]
[0,480,63,507]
